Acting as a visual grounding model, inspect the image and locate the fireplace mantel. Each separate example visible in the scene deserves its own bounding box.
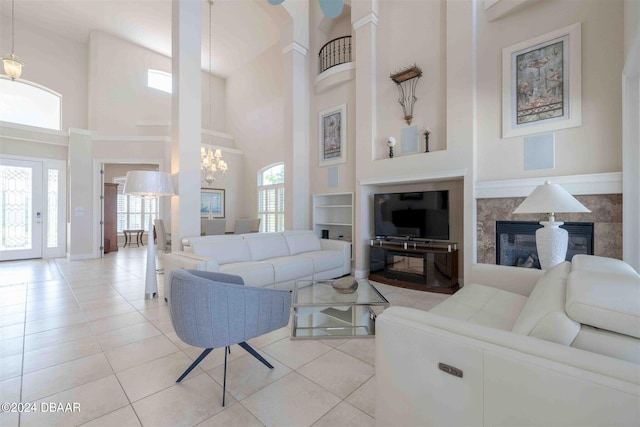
[476,172,621,199]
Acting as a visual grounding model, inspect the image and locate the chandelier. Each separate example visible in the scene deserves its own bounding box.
[201,147,228,184]
[2,0,23,80]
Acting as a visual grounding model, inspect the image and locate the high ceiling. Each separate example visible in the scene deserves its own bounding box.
[2,0,281,78]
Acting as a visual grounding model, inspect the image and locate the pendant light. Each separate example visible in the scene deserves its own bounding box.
[201,0,228,184]
[3,0,24,80]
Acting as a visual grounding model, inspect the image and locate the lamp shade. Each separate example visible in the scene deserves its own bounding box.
[513,181,590,215]
[123,171,174,198]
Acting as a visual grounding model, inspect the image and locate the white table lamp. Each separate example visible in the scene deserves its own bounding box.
[123,171,174,299]
[513,181,590,270]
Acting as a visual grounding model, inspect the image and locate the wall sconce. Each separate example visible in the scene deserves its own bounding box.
[390,65,422,125]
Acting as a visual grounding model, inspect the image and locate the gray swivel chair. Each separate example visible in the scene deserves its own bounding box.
[168,269,291,406]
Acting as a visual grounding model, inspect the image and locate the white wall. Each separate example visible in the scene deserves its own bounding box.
[476,0,624,181]
[376,0,446,158]
[0,16,87,130]
[226,44,285,218]
[88,31,226,136]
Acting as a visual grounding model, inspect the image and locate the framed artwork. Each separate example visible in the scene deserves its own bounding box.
[319,103,347,167]
[200,188,225,218]
[502,22,581,138]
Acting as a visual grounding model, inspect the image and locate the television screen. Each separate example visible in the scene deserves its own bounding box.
[374,190,449,240]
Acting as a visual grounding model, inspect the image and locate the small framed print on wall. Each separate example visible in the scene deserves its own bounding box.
[319,103,347,167]
[502,22,582,138]
[200,188,225,218]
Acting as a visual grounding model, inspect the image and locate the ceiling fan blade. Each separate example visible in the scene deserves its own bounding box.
[319,0,344,19]
[268,0,285,5]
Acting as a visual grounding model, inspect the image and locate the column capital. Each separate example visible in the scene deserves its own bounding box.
[282,42,308,56]
[352,11,378,31]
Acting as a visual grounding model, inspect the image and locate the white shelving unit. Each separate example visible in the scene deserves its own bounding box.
[312,192,354,245]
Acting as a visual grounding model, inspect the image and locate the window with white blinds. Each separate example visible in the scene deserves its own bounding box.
[113,177,158,233]
[257,164,284,233]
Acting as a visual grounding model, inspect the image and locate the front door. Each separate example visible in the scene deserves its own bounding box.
[0,158,44,260]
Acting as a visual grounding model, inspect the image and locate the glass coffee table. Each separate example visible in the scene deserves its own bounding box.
[291,278,389,340]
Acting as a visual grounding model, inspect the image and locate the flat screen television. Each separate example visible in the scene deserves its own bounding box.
[374,190,449,240]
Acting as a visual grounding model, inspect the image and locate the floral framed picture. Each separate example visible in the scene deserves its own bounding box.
[200,188,225,218]
[319,103,347,167]
[502,22,582,138]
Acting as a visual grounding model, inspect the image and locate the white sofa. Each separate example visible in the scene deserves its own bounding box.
[376,255,640,427]
[163,230,351,292]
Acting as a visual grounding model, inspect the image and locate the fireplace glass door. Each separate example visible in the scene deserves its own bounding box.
[496,221,593,269]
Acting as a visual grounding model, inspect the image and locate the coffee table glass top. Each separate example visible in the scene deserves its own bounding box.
[291,278,389,340]
[293,278,389,307]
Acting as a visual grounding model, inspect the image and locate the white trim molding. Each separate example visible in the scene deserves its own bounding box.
[136,120,171,127]
[359,168,467,187]
[202,129,235,141]
[201,143,244,156]
[485,0,537,21]
[91,135,172,143]
[0,122,69,146]
[352,12,379,31]
[475,172,622,199]
[314,62,355,94]
[282,42,308,56]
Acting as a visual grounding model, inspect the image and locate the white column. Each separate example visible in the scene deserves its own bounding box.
[622,35,640,272]
[447,0,476,283]
[352,1,378,277]
[171,0,202,245]
[282,41,310,230]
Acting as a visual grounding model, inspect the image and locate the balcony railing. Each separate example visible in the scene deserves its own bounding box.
[318,36,352,74]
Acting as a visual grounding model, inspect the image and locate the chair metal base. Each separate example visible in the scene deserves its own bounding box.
[176,342,273,406]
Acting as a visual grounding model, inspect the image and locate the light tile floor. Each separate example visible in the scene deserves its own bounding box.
[0,248,449,426]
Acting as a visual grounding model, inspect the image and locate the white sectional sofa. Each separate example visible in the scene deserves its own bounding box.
[376,255,640,427]
[163,230,351,292]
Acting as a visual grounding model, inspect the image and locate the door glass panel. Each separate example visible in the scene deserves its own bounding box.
[47,169,58,248]
[0,165,32,250]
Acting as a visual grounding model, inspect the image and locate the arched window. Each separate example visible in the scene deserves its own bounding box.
[147,69,172,94]
[0,77,62,130]
[257,163,284,232]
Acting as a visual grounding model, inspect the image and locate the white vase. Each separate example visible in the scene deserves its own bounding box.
[536,220,568,270]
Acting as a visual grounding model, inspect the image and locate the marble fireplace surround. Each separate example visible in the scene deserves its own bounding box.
[476,175,622,265]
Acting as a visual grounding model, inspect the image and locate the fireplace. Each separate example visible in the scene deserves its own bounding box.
[496,221,594,268]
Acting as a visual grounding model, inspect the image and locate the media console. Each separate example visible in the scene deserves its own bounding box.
[368,239,459,294]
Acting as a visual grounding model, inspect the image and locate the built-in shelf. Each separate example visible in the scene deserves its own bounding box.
[313,192,354,259]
